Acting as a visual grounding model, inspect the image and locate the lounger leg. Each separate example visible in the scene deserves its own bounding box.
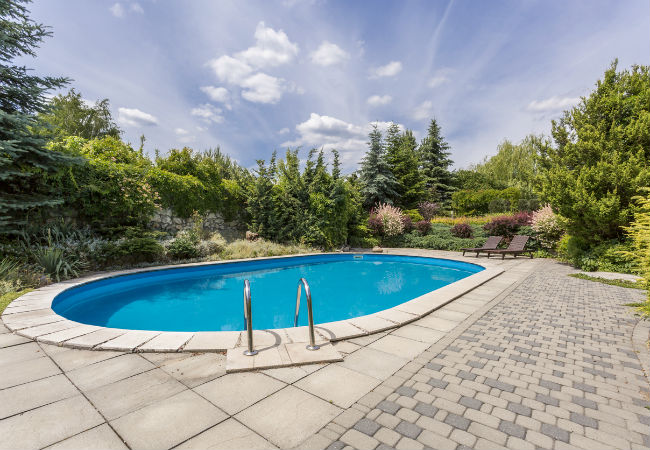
[502,253,505,260]
[462,251,465,256]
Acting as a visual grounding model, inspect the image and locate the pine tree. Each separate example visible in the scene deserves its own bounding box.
[419,119,455,204]
[385,124,426,209]
[358,125,399,208]
[0,0,76,234]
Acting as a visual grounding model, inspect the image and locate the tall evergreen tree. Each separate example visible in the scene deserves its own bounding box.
[385,123,426,209]
[419,119,455,204]
[358,125,399,208]
[0,0,76,234]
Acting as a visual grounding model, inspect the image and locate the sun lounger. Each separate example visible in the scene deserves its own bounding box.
[486,235,533,259]
[462,236,503,257]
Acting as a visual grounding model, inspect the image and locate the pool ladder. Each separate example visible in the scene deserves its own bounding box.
[242,277,320,356]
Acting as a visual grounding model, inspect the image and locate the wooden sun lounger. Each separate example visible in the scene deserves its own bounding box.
[462,236,504,257]
[486,235,533,259]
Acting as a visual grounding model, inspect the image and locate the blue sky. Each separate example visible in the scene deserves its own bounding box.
[26,0,649,171]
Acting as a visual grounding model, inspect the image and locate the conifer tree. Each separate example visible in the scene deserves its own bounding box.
[385,124,426,209]
[0,0,76,234]
[358,125,399,208]
[419,119,455,204]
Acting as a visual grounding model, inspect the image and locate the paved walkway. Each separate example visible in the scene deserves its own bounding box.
[0,256,648,450]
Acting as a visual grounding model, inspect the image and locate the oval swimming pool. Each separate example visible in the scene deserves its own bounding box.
[52,254,484,332]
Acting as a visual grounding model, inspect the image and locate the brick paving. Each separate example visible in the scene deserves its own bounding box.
[317,263,650,450]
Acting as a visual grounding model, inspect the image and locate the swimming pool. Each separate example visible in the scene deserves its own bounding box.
[52,254,484,332]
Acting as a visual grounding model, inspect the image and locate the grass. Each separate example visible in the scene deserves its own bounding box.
[0,289,33,314]
[568,273,646,290]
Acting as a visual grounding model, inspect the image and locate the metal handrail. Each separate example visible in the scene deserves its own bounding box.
[243,279,258,356]
[295,278,320,351]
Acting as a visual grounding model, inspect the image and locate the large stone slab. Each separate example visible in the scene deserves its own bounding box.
[46,347,123,372]
[183,331,241,351]
[45,424,128,450]
[137,332,193,352]
[338,346,408,380]
[0,374,79,419]
[194,372,285,415]
[176,418,276,450]
[110,390,227,450]
[367,334,431,359]
[66,354,155,391]
[235,386,341,449]
[97,330,160,351]
[0,355,61,390]
[294,364,381,408]
[0,395,104,450]
[0,341,45,366]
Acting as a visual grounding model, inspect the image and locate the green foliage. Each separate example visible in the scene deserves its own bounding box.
[0,0,77,234]
[452,187,522,216]
[621,190,650,317]
[473,135,547,196]
[0,289,33,314]
[539,61,650,244]
[385,125,426,209]
[219,239,313,260]
[166,230,200,260]
[38,88,121,139]
[359,125,399,208]
[399,223,487,251]
[32,246,84,282]
[419,119,455,204]
[569,273,645,290]
[146,167,207,218]
[558,235,637,273]
[101,228,164,265]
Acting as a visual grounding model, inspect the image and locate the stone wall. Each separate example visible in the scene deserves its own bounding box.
[149,208,244,241]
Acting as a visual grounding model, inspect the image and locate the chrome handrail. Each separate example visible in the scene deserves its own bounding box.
[296,278,320,351]
[243,279,258,356]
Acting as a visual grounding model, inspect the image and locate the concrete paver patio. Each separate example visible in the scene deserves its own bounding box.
[0,251,648,450]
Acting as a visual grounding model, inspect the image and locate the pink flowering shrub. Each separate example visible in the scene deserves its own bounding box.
[415,220,432,234]
[368,203,404,237]
[418,202,441,221]
[483,212,532,237]
[531,205,565,249]
[450,222,473,238]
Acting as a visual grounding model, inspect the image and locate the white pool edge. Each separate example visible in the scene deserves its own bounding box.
[1,251,503,352]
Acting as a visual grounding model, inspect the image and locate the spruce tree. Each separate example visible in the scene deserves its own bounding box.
[385,124,426,209]
[419,119,455,204]
[358,125,399,208]
[0,0,75,234]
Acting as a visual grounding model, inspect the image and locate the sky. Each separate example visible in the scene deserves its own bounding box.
[24,0,650,171]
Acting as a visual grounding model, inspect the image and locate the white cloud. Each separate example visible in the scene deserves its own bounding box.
[370,61,402,78]
[282,113,404,169]
[130,3,144,13]
[175,128,189,135]
[310,41,349,66]
[278,127,290,135]
[527,96,580,112]
[175,128,195,143]
[200,86,231,108]
[109,3,124,17]
[208,55,253,84]
[191,104,224,123]
[367,94,392,107]
[412,100,433,121]
[428,75,449,88]
[117,107,158,127]
[240,73,285,104]
[236,22,299,68]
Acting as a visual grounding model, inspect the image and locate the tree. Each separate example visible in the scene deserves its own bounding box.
[0,0,76,234]
[539,60,650,244]
[358,125,399,208]
[419,119,455,204]
[473,135,547,196]
[39,89,121,139]
[385,125,426,209]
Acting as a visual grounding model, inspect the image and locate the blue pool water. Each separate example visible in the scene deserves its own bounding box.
[52,254,483,332]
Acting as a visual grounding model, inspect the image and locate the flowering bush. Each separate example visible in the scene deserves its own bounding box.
[483,212,532,237]
[418,202,441,221]
[531,205,566,249]
[369,203,404,237]
[450,222,473,238]
[415,220,432,234]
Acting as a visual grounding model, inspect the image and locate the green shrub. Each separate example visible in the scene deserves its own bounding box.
[403,209,424,223]
[398,223,487,251]
[101,228,165,265]
[452,187,522,216]
[166,230,200,260]
[32,247,85,282]
[198,232,227,256]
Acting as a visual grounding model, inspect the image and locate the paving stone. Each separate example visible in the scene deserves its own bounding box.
[353,418,381,436]
[498,420,526,439]
[111,390,227,450]
[395,420,422,439]
[540,423,570,442]
[443,413,470,431]
[66,354,155,391]
[377,400,401,415]
[414,402,438,418]
[45,424,128,450]
[569,411,598,429]
[0,374,78,419]
[295,364,380,408]
[459,396,482,410]
[506,401,532,417]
